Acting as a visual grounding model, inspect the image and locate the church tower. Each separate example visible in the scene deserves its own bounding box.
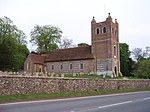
[91,13,120,76]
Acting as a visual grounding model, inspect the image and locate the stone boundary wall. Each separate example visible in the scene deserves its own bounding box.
[0,76,150,96]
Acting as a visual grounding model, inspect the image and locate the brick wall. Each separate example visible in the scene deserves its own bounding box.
[91,14,120,75]
[46,60,94,74]
[0,76,150,96]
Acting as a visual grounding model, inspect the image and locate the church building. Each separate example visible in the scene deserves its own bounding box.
[24,13,120,77]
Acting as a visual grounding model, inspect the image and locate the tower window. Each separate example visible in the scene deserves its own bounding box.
[114,45,116,56]
[96,28,100,35]
[96,28,100,34]
[103,27,106,33]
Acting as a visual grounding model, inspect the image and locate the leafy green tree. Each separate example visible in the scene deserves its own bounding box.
[30,25,62,53]
[120,43,134,76]
[0,16,29,71]
[78,43,89,47]
[133,59,150,79]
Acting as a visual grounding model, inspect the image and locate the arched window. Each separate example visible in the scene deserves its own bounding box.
[96,28,100,35]
[103,27,106,33]
[114,45,116,56]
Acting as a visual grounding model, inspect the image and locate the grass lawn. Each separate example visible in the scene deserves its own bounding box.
[65,74,114,79]
[0,88,150,104]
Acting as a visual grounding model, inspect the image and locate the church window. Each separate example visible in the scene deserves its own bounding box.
[52,65,54,70]
[103,27,106,33]
[114,45,116,56]
[80,63,84,69]
[96,28,100,35]
[69,63,72,70]
[60,64,63,70]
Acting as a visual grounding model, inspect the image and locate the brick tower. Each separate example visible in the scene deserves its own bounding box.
[91,13,120,76]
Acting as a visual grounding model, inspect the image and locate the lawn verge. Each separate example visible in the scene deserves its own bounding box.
[0,88,150,104]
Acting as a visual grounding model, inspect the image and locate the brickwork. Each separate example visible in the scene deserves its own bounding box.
[91,13,120,75]
[0,76,150,96]
[46,60,94,74]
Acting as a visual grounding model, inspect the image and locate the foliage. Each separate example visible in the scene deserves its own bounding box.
[30,25,62,53]
[132,47,150,62]
[119,43,134,76]
[133,59,150,79]
[60,37,74,48]
[0,16,29,71]
[78,43,89,47]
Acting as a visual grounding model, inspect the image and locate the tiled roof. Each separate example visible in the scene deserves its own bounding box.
[45,46,94,62]
[29,54,47,64]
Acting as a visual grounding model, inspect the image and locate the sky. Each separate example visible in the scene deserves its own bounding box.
[0,0,150,51]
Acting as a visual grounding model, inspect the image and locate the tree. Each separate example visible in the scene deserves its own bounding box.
[119,43,134,76]
[0,16,29,71]
[30,25,62,53]
[78,43,89,47]
[132,47,150,62]
[0,17,27,45]
[133,59,150,79]
[60,37,73,48]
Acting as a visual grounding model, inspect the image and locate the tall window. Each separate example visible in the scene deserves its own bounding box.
[60,64,63,70]
[114,45,116,56]
[51,65,54,70]
[103,27,106,33]
[96,28,100,35]
[69,63,72,70]
[80,63,84,69]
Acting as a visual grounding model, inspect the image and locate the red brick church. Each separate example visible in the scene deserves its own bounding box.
[24,13,120,77]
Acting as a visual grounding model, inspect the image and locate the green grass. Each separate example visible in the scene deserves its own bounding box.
[65,74,111,79]
[65,74,147,80]
[0,88,150,103]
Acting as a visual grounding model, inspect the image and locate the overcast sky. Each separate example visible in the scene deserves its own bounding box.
[0,0,150,51]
